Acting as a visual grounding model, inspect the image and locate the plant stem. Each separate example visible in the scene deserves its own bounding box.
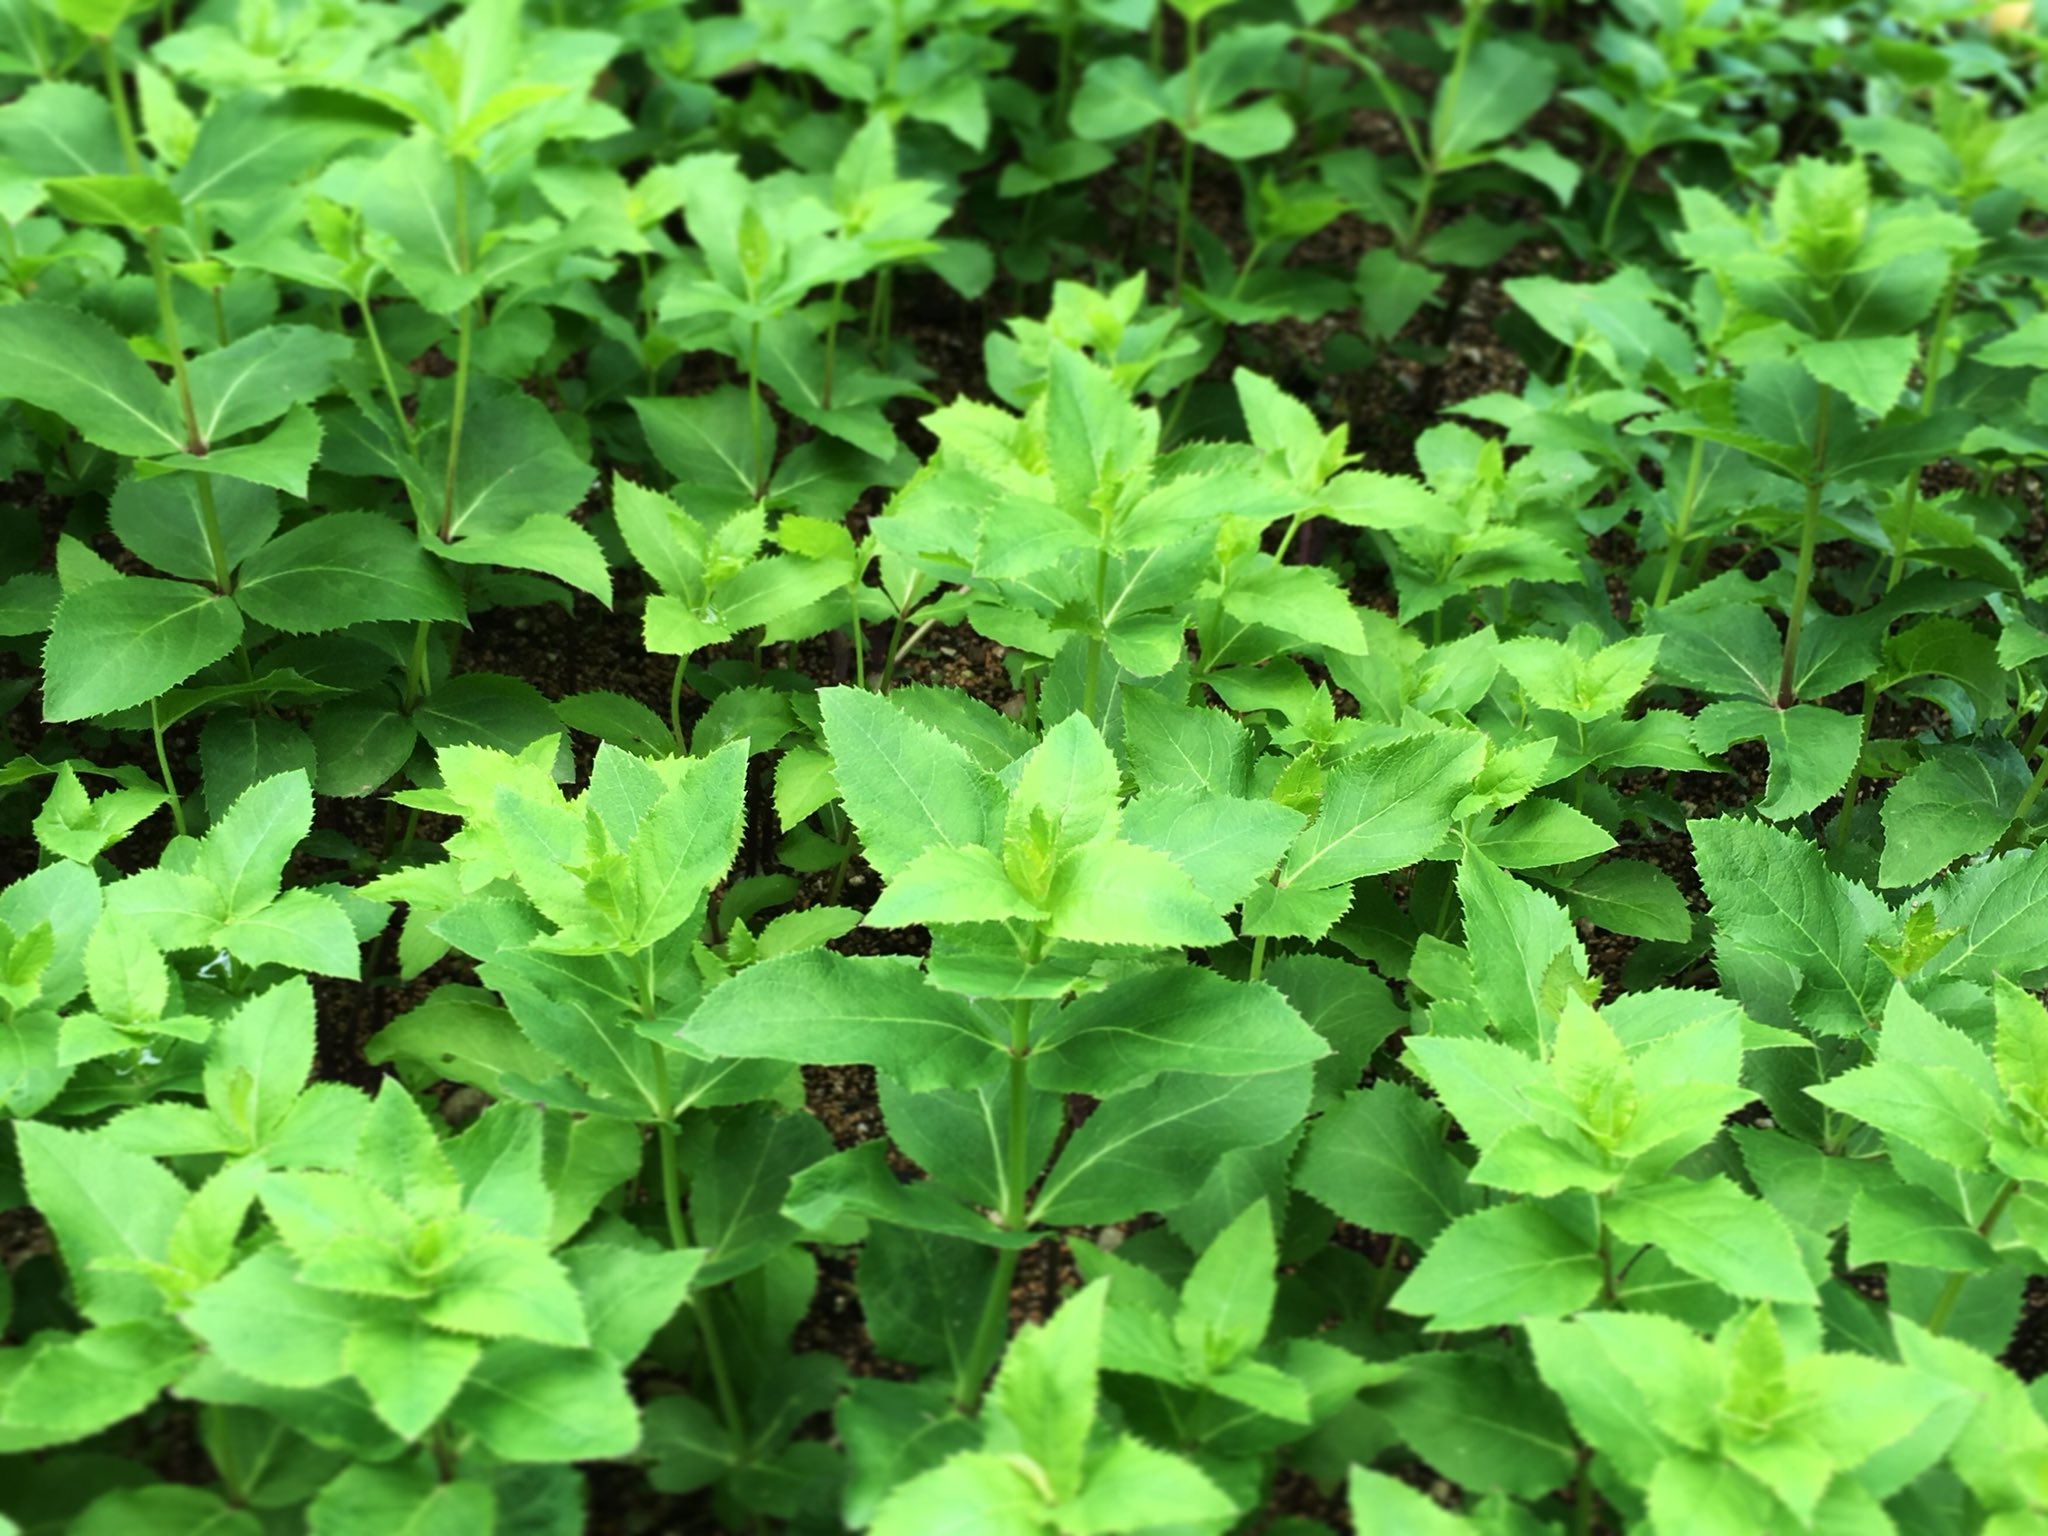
[437,161,475,542]
[1651,437,1705,608]
[820,278,848,410]
[401,620,433,712]
[1570,1448,1598,1536]
[1404,0,1489,258]
[1365,1235,1406,1328]
[150,699,186,838]
[1083,544,1110,725]
[1832,276,1963,844]
[191,471,234,594]
[361,294,415,446]
[436,304,474,541]
[1599,151,1641,252]
[1776,385,1835,708]
[867,268,893,356]
[1169,14,1201,301]
[1993,749,2048,856]
[1124,10,1167,266]
[954,992,1038,1409]
[646,1039,748,1445]
[1924,1179,2019,1337]
[1248,933,1267,982]
[746,318,765,495]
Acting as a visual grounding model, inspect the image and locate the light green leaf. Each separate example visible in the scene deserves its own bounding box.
[1393,1201,1602,1331]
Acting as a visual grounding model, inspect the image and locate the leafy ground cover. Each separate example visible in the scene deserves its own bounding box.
[3,0,2048,1531]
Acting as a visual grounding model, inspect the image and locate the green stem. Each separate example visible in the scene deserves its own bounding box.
[820,278,848,410]
[646,1039,748,1443]
[1776,386,1835,709]
[1125,9,1167,266]
[1924,1179,2020,1337]
[1051,1,1077,128]
[1083,544,1110,725]
[1248,933,1267,982]
[1169,15,1201,300]
[2021,703,2048,760]
[436,303,474,542]
[1169,135,1196,303]
[1570,1448,1598,1536]
[746,318,765,494]
[1365,1235,1406,1327]
[99,36,142,171]
[436,160,474,542]
[849,588,866,690]
[668,657,688,752]
[1599,151,1641,252]
[151,698,186,838]
[954,991,1039,1409]
[1404,0,1489,258]
[402,620,432,712]
[1832,280,1961,842]
[1651,437,1706,608]
[191,471,233,594]
[867,268,893,355]
[1993,750,2048,856]
[361,294,415,446]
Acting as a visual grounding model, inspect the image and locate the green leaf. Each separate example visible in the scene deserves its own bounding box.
[42,173,183,231]
[15,1120,189,1324]
[819,686,1003,880]
[72,1487,260,1536]
[187,326,352,445]
[42,575,243,720]
[685,950,1004,1093]
[176,1246,353,1387]
[627,743,747,948]
[1793,334,1918,418]
[1692,818,1888,1037]
[1605,1177,1817,1304]
[1553,860,1693,943]
[0,82,122,178]
[1692,702,1860,822]
[1281,731,1485,890]
[562,1243,704,1364]
[866,844,1039,929]
[869,1452,1044,1536]
[306,1458,495,1536]
[985,1280,1106,1500]
[145,406,327,497]
[1432,41,1555,162]
[448,1341,640,1463]
[1393,1201,1602,1330]
[1458,853,1586,1056]
[1846,1183,1997,1271]
[1030,1066,1311,1226]
[1046,839,1234,948]
[235,514,463,633]
[1173,1201,1275,1374]
[1647,601,1781,702]
[1062,1436,1235,1535]
[1295,1083,1478,1244]
[1471,798,1616,868]
[1929,849,2048,986]
[1030,966,1327,1095]
[1346,1469,1477,1535]
[0,304,183,456]
[343,1318,481,1441]
[1879,739,2030,888]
